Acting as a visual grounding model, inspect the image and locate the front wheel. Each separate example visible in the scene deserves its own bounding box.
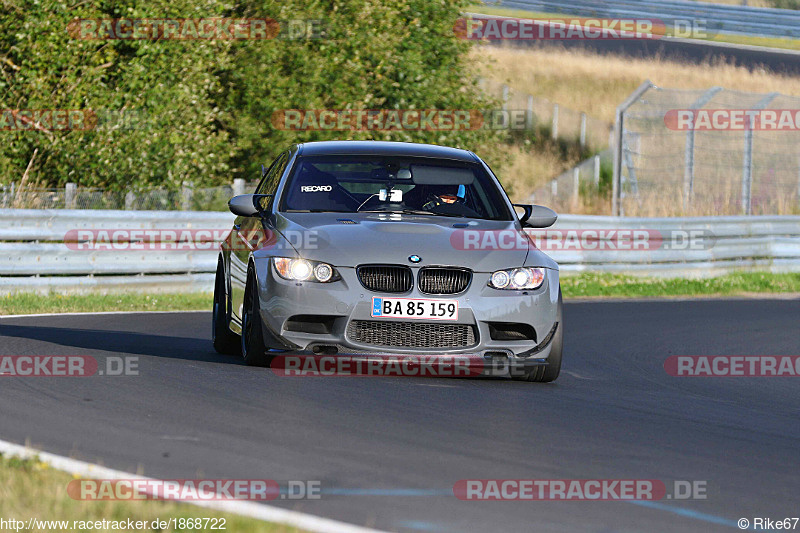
[241,266,274,367]
[212,258,240,356]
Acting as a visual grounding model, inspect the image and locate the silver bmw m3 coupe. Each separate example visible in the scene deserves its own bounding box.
[212,140,563,382]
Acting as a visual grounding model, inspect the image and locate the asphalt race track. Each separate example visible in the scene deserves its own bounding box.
[1,299,798,532]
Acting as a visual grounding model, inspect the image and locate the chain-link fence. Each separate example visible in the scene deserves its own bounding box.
[0,180,259,211]
[614,84,800,217]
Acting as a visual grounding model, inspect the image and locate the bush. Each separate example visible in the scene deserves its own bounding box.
[0,0,505,191]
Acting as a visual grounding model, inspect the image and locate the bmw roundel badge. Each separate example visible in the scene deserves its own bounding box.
[409,255,421,263]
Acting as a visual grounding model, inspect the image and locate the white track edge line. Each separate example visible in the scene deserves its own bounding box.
[1,310,209,318]
[0,439,386,533]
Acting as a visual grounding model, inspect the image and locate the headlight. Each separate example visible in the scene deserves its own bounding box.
[488,267,545,290]
[274,258,339,283]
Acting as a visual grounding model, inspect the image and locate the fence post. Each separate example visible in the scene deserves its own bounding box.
[526,95,534,131]
[233,178,246,197]
[573,167,580,205]
[593,155,600,185]
[612,80,653,216]
[741,128,753,215]
[684,87,722,211]
[65,182,77,209]
[125,191,136,210]
[181,182,193,211]
[551,179,558,198]
[742,92,778,215]
[551,104,559,139]
[579,112,587,148]
[502,84,509,110]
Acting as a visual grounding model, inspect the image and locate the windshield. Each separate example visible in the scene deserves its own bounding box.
[280,155,513,221]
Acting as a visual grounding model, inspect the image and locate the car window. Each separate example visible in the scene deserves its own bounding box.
[279,155,512,221]
[256,151,290,210]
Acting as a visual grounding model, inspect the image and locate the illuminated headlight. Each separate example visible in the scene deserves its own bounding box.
[488,267,545,290]
[274,258,339,283]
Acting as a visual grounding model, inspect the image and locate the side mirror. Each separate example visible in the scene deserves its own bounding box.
[228,194,272,217]
[513,204,557,228]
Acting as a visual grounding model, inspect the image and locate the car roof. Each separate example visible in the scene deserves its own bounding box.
[295,141,478,163]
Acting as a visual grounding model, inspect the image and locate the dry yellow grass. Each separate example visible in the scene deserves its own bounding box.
[494,143,574,201]
[474,45,800,123]
[476,45,800,214]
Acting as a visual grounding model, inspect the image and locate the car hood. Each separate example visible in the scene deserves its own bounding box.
[272,212,557,272]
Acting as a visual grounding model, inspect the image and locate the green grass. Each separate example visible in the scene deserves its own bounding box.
[561,271,800,298]
[1,273,798,316]
[467,5,800,51]
[0,454,303,533]
[0,292,212,315]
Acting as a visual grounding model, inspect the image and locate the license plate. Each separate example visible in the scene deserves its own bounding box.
[371,297,458,321]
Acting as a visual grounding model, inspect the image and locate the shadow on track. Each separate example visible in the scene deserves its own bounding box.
[0,323,242,365]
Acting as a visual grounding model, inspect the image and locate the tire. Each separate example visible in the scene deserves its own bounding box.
[241,265,275,367]
[514,289,563,383]
[212,258,240,355]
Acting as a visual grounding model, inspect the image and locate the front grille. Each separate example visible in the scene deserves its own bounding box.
[347,320,476,348]
[418,267,472,295]
[357,265,413,293]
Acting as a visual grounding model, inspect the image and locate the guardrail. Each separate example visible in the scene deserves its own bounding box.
[0,209,234,293]
[1,209,799,293]
[549,214,800,276]
[490,0,800,40]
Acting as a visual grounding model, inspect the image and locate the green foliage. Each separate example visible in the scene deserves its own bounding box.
[0,0,505,190]
[561,271,800,299]
[768,0,800,9]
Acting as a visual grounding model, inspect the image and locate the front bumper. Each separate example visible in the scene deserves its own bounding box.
[255,261,560,361]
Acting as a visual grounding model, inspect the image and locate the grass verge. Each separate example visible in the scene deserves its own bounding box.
[0,292,212,315]
[1,273,798,316]
[0,454,302,533]
[561,271,800,298]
